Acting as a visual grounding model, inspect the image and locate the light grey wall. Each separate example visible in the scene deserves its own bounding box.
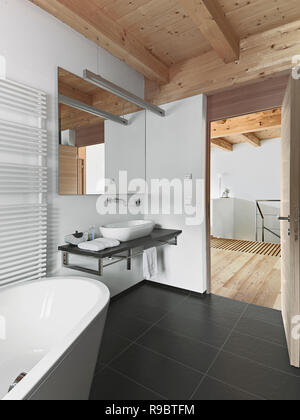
[211,138,281,242]
[0,0,145,296]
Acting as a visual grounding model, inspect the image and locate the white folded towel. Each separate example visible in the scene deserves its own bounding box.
[143,247,158,281]
[78,240,106,252]
[94,238,121,248]
[78,238,120,252]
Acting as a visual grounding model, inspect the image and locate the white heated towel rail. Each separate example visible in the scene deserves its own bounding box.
[0,78,47,286]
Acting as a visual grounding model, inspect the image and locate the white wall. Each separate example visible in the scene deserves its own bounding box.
[146,95,207,294]
[0,0,145,296]
[211,138,281,242]
[105,110,146,193]
[86,144,105,195]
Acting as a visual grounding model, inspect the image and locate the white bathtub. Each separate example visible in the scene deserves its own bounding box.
[0,277,110,400]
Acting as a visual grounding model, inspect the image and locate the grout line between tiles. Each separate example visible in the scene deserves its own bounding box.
[106,365,168,401]
[204,374,266,401]
[231,329,287,348]
[106,292,192,367]
[104,323,300,386]
[241,313,283,329]
[109,294,190,328]
[93,293,195,400]
[189,303,250,400]
[95,358,265,401]
[220,348,300,380]
[134,341,207,375]
[176,298,249,319]
[93,362,167,400]
[138,324,222,351]
[96,288,291,401]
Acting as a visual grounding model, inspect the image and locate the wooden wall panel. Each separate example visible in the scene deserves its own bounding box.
[75,122,105,147]
[207,75,289,121]
[59,145,78,195]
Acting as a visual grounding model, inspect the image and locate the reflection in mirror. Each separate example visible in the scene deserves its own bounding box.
[57,67,145,195]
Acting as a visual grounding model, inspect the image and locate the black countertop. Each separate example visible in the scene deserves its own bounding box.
[58,228,182,259]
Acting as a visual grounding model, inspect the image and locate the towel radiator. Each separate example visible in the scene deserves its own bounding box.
[0,78,47,286]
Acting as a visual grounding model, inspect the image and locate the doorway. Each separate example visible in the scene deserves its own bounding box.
[209,108,282,310]
[205,76,289,306]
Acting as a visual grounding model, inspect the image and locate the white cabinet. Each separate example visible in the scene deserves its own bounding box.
[211,198,235,239]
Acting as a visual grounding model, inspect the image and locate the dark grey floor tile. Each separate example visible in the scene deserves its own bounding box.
[224,332,300,377]
[105,310,152,341]
[192,376,261,401]
[90,368,164,400]
[157,312,231,348]
[244,304,283,327]
[137,326,218,373]
[235,317,286,346]
[188,293,247,315]
[94,362,106,375]
[174,300,240,329]
[97,331,132,365]
[111,344,203,400]
[109,299,169,324]
[209,352,300,400]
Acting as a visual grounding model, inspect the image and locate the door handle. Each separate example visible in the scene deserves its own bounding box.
[278,216,291,222]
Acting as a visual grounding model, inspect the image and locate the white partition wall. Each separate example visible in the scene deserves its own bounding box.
[146,95,208,294]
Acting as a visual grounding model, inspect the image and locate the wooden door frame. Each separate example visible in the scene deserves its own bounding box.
[205,75,289,294]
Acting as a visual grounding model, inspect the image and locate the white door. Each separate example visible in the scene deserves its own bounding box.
[281,76,300,367]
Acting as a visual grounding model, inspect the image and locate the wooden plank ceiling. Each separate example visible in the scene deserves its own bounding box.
[210,108,282,152]
[31,0,300,104]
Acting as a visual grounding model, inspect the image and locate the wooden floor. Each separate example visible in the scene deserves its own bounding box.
[211,241,281,310]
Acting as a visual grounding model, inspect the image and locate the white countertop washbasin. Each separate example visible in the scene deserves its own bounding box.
[100,220,155,242]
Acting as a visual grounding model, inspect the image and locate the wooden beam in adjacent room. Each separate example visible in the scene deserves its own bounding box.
[30,0,169,84]
[211,108,282,139]
[145,20,300,105]
[240,133,261,147]
[211,138,233,152]
[178,0,240,63]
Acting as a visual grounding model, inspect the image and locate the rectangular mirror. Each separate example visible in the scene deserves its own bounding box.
[57,68,146,195]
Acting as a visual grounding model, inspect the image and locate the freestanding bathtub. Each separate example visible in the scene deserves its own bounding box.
[0,277,110,400]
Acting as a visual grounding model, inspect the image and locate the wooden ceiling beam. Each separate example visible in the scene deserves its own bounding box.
[211,108,282,139]
[239,133,261,147]
[178,0,240,63]
[30,0,169,84]
[211,138,233,152]
[145,19,300,105]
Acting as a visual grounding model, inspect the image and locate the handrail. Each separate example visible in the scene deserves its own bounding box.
[256,202,264,220]
[256,200,280,242]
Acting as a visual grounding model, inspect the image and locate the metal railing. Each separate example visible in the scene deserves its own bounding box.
[256,200,281,242]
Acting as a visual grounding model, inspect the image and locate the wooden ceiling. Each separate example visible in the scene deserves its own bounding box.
[211,108,282,152]
[31,0,300,105]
